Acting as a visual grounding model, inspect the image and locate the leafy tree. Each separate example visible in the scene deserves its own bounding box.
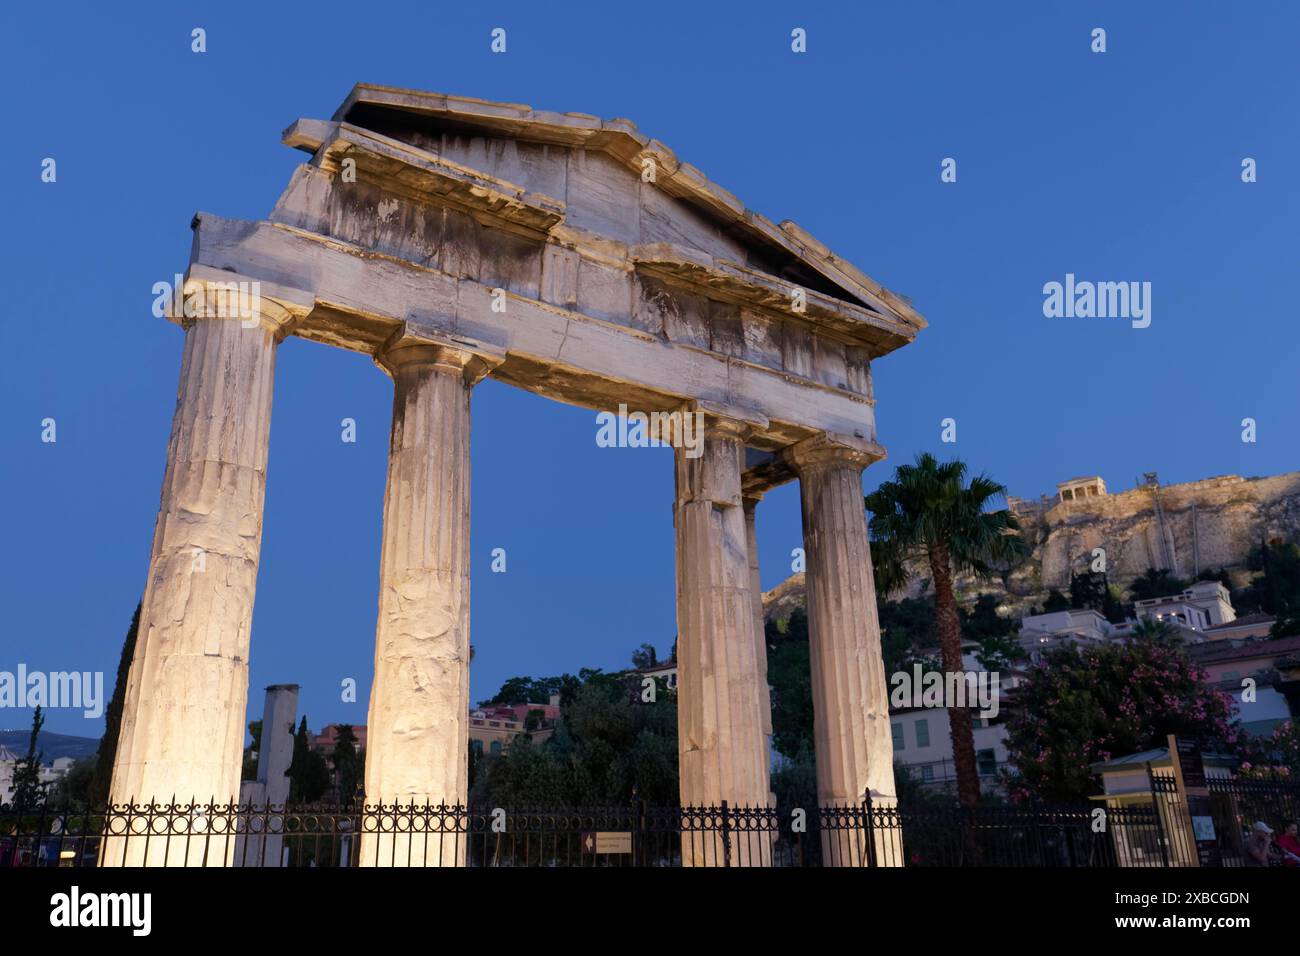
[1197,567,1233,588]
[1237,720,1300,778]
[11,706,48,808]
[286,717,330,804]
[961,594,1011,641]
[1271,607,1300,638]
[630,643,658,670]
[1070,571,1127,623]
[892,760,952,809]
[331,724,363,804]
[1130,617,1184,643]
[1228,540,1300,624]
[771,743,817,821]
[472,735,569,807]
[1251,540,1300,616]
[242,719,262,781]
[471,669,679,807]
[89,601,140,804]
[867,454,1028,808]
[765,609,815,759]
[1042,589,1070,612]
[484,676,564,707]
[467,739,480,793]
[53,756,97,806]
[766,600,948,763]
[960,594,1026,671]
[1128,567,1190,603]
[878,597,938,666]
[1003,631,1238,802]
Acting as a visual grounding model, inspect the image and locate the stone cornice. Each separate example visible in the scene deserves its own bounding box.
[287,84,926,334]
[632,244,915,356]
[298,121,565,237]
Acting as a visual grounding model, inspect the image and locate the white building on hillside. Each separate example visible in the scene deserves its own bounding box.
[891,577,1292,795]
[0,745,75,804]
[1134,580,1236,631]
[890,644,1022,794]
[1019,608,1114,659]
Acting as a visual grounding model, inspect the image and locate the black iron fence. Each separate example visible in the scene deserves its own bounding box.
[1148,772,1300,867]
[867,803,1165,867]
[0,797,1185,867]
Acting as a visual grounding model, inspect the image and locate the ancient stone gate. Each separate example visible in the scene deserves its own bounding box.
[108,84,925,865]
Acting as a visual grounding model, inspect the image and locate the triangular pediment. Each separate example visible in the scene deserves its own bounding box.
[283,84,924,347]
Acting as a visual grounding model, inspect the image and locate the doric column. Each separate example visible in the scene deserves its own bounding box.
[106,281,302,867]
[788,436,899,866]
[674,411,770,866]
[742,494,774,800]
[360,329,499,867]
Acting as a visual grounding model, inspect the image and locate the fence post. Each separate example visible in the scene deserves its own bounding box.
[1146,762,1171,868]
[720,801,732,868]
[636,798,647,867]
[863,790,877,868]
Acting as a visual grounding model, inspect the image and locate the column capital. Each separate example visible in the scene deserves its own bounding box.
[174,267,312,340]
[785,433,887,475]
[742,491,764,513]
[374,324,506,386]
[687,399,768,444]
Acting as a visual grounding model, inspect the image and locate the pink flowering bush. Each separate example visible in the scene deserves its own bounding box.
[1004,633,1238,803]
[1236,720,1300,779]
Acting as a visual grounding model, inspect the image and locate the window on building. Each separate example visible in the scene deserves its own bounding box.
[490,740,502,756]
[976,749,997,776]
[921,765,933,781]
[891,723,904,750]
[470,739,483,756]
[915,719,930,748]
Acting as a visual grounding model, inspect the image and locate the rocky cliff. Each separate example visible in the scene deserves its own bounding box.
[762,470,1300,620]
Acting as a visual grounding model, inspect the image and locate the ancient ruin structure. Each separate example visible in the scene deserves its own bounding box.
[106,85,924,865]
[233,684,298,867]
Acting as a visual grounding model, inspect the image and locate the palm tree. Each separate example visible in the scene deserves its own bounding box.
[1130,617,1182,643]
[865,454,1028,808]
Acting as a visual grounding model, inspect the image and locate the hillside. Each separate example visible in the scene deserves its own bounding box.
[762,469,1300,621]
[0,730,99,762]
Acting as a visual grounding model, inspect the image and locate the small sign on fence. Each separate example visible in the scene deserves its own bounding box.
[580,831,632,854]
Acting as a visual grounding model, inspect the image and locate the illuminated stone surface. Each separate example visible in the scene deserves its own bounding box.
[110,85,922,866]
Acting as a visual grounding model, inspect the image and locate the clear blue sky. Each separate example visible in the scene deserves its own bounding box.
[3,1,1297,738]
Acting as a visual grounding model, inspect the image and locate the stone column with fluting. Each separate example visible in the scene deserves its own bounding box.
[742,494,774,801]
[674,414,771,866]
[360,332,497,867]
[106,288,300,867]
[788,436,900,867]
